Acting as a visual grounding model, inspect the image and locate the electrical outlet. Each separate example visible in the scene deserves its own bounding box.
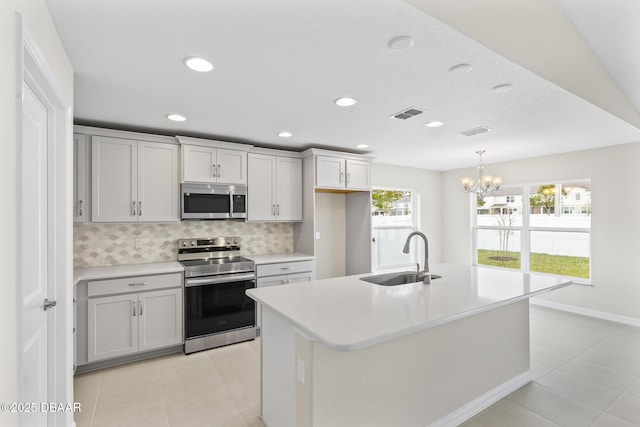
[267,233,275,243]
[297,358,305,384]
[315,231,320,240]
[134,238,143,249]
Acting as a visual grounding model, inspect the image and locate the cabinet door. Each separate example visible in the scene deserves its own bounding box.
[137,141,179,222]
[87,294,138,362]
[91,136,138,222]
[316,156,345,188]
[276,157,302,221]
[138,288,183,352]
[287,272,315,284]
[218,148,247,184]
[346,159,371,190]
[182,144,217,183]
[248,153,276,221]
[73,134,88,223]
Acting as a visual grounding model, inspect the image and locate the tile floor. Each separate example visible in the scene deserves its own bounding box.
[74,305,640,427]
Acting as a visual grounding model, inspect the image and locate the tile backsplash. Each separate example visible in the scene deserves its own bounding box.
[73,222,294,268]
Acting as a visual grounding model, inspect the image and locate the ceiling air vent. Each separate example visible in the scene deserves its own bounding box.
[390,107,424,120]
[458,126,492,136]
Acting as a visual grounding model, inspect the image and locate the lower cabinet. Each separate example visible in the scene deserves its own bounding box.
[86,274,182,363]
[255,260,315,328]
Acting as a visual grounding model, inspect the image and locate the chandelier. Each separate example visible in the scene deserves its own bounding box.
[460,150,502,200]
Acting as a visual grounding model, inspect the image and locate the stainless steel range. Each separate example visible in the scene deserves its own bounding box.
[178,237,256,354]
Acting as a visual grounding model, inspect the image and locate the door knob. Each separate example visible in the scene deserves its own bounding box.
[43,298,57,311]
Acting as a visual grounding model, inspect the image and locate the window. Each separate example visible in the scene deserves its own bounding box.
[474,180,591,281]
[371,188,418,271]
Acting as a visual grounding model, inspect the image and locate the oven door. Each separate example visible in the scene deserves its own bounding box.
[184,273,256,339]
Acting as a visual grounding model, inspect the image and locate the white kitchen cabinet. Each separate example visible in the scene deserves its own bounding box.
[91,135,179,222]
[255,259,314,328]
[87,273,182,363]
[73,133,89,223]
[248,152,302,221]
[316,155,371,190]
[182,144,247,184]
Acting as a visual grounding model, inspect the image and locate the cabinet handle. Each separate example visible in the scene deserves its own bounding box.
[128,282,148,287]
[139,302,143,316]
[212,164,216,178]
[217,164,221,178]
[276,204,280,215]
[272,204,276,216]
[347,173,351,184]
[138,201,142,216]
[280,267,292,270]
[78,200,83,216]
[339,172,345,183]
[132,201,136,216]
[132,301,136,317]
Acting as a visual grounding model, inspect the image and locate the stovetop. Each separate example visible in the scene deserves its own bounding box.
[177,237,254,278]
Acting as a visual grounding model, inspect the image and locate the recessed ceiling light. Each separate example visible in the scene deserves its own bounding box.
[448,63,473,75]
[277,131,292,138]
[425,121,444,128]
[492,83,514,93]
[184,56,214,72]
[334,97,358,107]
[355,144,369,149]
[167,114,186,122]
[388,35,414,50]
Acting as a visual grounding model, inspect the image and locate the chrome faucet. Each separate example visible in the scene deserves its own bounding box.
[402,231,430,284]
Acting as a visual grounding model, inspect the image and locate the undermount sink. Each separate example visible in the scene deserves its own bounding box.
[360,271,442,286]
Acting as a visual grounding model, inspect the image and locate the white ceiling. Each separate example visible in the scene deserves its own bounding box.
[46,0,640,171]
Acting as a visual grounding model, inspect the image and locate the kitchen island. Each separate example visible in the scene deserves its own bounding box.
[246,263,571,427]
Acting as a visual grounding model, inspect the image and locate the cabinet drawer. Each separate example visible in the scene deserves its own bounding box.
[256,260,314,277]
[88,273,182,297]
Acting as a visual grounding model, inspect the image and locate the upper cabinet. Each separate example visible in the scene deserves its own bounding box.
[178,136,251,185]
[315,153,372,191]
[248,150,302,221]
[73,133,89,223]
[91,135,179,223]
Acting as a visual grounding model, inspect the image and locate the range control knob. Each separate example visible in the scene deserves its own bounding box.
[181,241,188,247]
[233,239,238,244]
[226,239,231,244]
[190,240,196,247]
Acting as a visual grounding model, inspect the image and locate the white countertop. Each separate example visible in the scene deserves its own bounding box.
[247,263,571,351]
[247,252,314,264]
[74,261,184,285]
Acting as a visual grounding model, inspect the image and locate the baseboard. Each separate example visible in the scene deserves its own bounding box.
[530,299,640,327]
[428,371,532,427]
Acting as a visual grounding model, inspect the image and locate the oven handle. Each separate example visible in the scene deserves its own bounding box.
[185,273,256,287]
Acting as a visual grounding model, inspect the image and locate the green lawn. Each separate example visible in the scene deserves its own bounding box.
[477,249,590,278]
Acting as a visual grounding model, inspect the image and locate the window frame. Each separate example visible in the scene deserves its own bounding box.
[472,180,591,284]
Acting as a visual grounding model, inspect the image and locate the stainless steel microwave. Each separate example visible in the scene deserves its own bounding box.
[181,183,247,220]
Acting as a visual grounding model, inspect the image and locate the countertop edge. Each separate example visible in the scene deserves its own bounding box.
[74,261,184,285]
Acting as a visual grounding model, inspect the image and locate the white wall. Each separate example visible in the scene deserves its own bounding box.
[442,143,640,320]
[0,1,73,423]
[315,192,346,279]
[371,163,443,264]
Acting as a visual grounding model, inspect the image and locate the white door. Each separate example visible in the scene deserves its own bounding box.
[19,82,50,426]
[92,136,138,222]
[138,288,183,352]
[217,148,247,184]
[276,157,302,221]
[182,144,217,182]
[73,134,87,223]
[87,294,138,362]
[346,159,370,190]
[248,153,276,221]
[316,156,345,188]
[137,141,179,222]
